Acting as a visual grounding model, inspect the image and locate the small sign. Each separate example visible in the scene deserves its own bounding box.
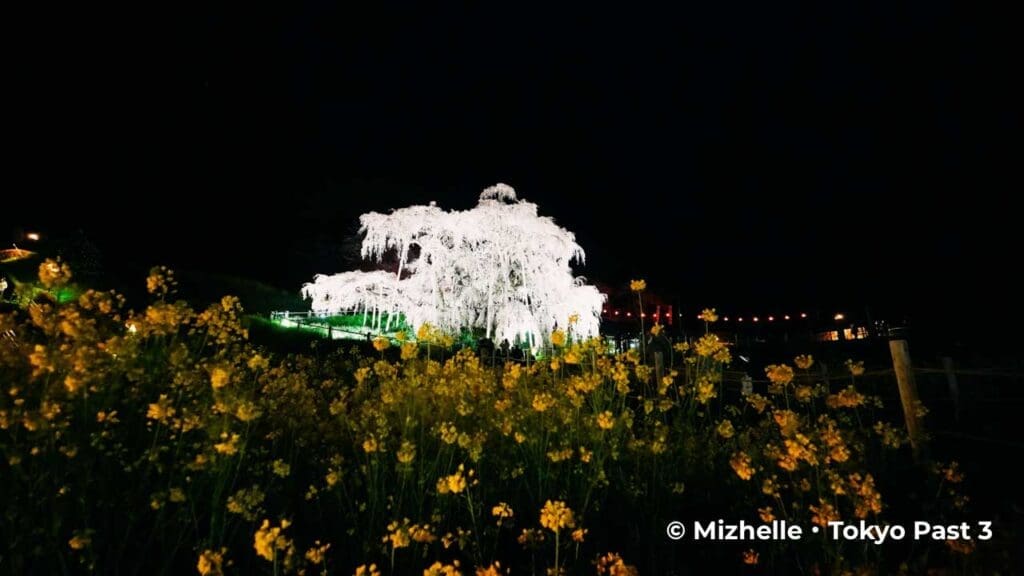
[741,375,753,396]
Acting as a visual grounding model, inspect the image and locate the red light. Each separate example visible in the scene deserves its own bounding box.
[753,316,759,322]
[800,313,807,319]
[614,311,620,316]
[768,316,774,322]
[738,317,744,322]
[641,313,646,318]
[784,315,790,320]
[723,316,729,322]
[627,312,632,317]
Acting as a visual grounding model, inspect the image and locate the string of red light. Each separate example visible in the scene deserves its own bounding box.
[599,310,847,322]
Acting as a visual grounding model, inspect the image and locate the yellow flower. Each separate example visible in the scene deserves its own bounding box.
[400,341,418,360]
[773,410,800,437]
[354,366,371,385]
[214,433,240,456]
[210,366,231,389]
[809,500,839,527]
[730,451,755,480]
[673,341,690,354]
[64,375,82,394]
[95,410,117,424]
[874,421,905,448]
[355,564,381,576]
[696,377,717,404]
[941,462,964,484]
[820,420,850,463]
[423,560,462,576]
[197,548,227,576]
[395,330,407,342]
[716,419,735,439]
[826,385,866,409]
[384,519,411,549]
[794,354,814,370]
[475,563,504,576]
[746,393,770,413]
[437,465,467,494]
[547,447,574,462]
[169,487,186,503]
[571,527,588,542]
[146,394,175,423]
[568,313,580,325]
[713,346,732,364]
[247,354,269,371]
[304,540,331,565]
[362,436,379,453]
[629,279,646,292]
[694,333,726,357]
[698,308,719,323]
[539,500,575,533]
[439,422,459,444]
[549,359,560,371]
[650,323,663,336]
[596,411,615,430]
[595,552,638,575]
[39,258,72,289]
[396,440,416,464]
[550,329,566,347]
[492,502,514,525]
[794,385,813,403]
[778,433,817,470]
[845,359,866,376]
[68,530,91,551]
[409,523,436,544]
[272,459,290,477]
[758,506,775,523]
[517,528,546,547]
[742,549,759,565]
[531,392,555,412]
[765,364,795,387]
[234,401,260,422]
[253,519,293,562]
[373,336,390,352]
[848,473,883,518]
[145,266,176,297]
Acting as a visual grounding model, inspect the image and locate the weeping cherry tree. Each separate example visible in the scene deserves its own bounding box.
[302,184,605,347]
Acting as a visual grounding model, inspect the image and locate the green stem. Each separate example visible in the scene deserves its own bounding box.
[554,530,560,575]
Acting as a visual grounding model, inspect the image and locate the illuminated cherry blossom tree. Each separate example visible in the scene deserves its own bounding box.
[302,184,605,346]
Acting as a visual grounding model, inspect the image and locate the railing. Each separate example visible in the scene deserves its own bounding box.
[270,310,323,321]
[268,310,375,340]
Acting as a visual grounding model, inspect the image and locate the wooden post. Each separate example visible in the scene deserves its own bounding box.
[889,338,925,458]
[654,351,665,387]
[942,357,960,424]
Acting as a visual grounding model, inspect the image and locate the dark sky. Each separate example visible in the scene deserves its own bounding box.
[6,2,1020,327]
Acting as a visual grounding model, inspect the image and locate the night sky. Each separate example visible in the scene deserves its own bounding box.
[6,3,1020,333]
